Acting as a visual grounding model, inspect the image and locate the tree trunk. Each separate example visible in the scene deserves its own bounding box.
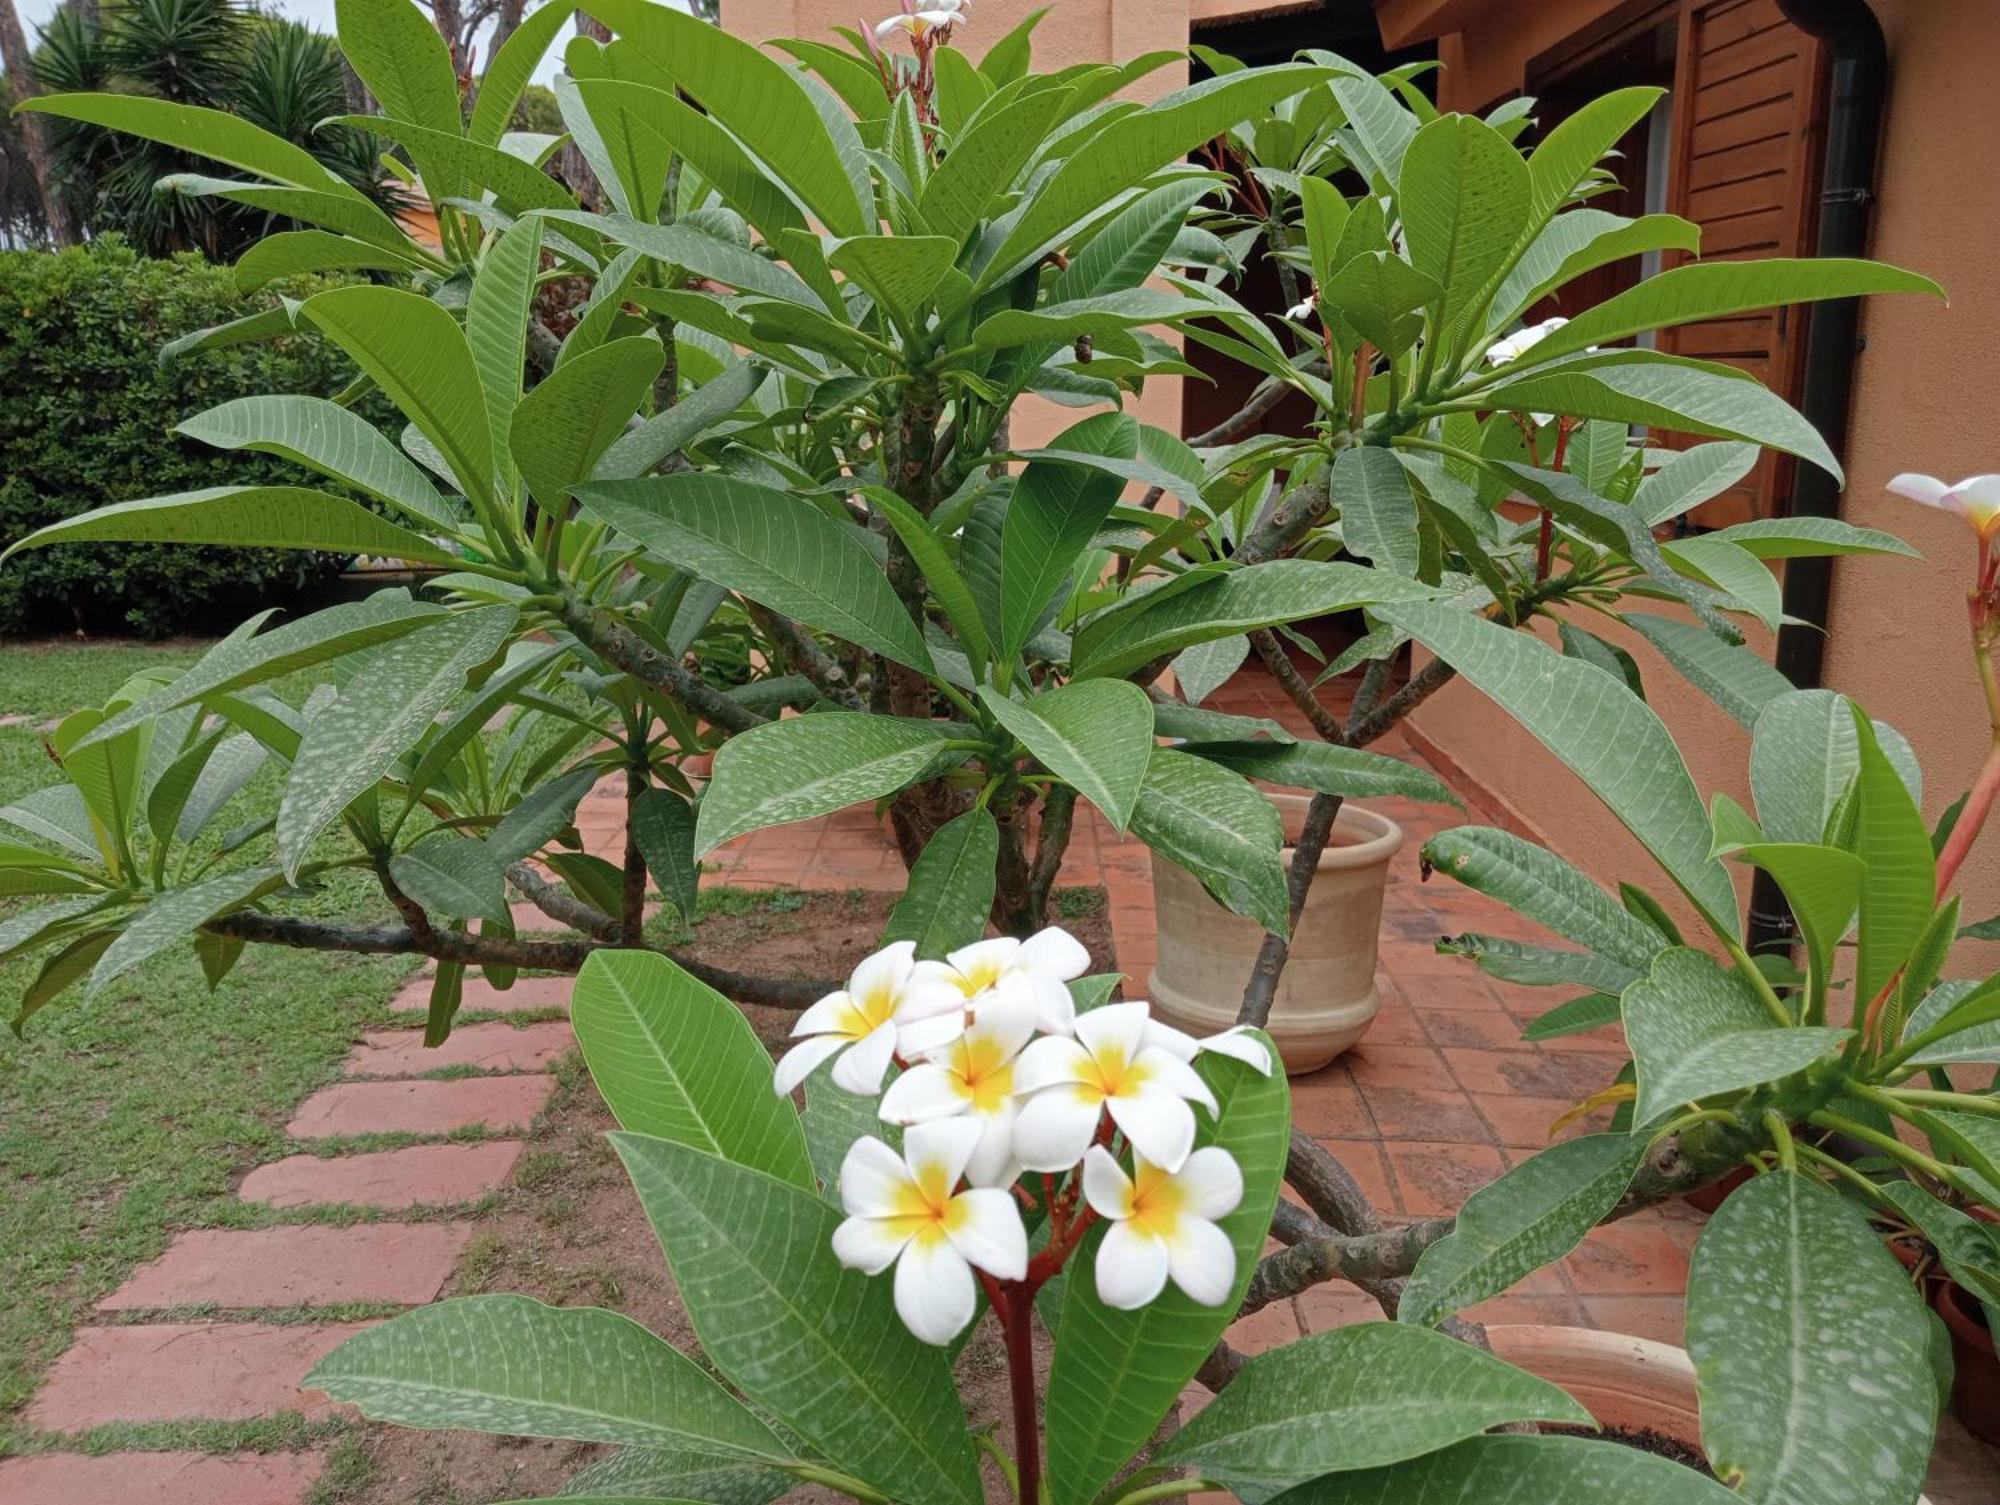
[0,0,80,246]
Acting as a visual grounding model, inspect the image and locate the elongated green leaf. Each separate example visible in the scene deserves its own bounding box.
[1378,601,1739,929]
[1689,1170,1937,1505]
[862,488,991,679]
[1709,515,1920,560]
[629,789,700,924]
[1330,68,1415,188]
[1750,688,1916,846]
[1850,707,1937,1012]
[1444,932,1637,993]
[466,217,546,487]
[231,226,424,287]
[573,950,814,1187]
[968,290,1219,353]
[555,213,820,304]
[336,0,463,140]
[694,715,959,857]
[1903,978,2000,1066]
[597,360,767,481]
[1,487,458,566]
[556,1444,797,1505]
[513,336,665,510]
[1401,1133,1649,1331]
[303,286,499,511]
[309,1294,791,1457]
[577,476,933,674]
[0,786,104,863]
[1044,1040,1288,1505]
[1170,635,1248,709]
[1524,86,1666,227]
[1400,113,1529,339]
[1185,739,1457,807]
[1662,535,1781,630]
[489,766,600,866]
[469,0,577,144]
[1624,948,1847,1126]
[88,865,282,996]
[1420,826,1665,969]
[278,607,517,879]
[882,809,998,959]
[335,114,575,215]
[1717,841,1860,996]
[1636,441,1762,525]
[1154,1321,1590,1498]
[612,1133,981,1505]
[1319,249,1438,357]
[390,834,509,923]
[1129,748,1288,936]
[1078,561,1436,680]
[176,397,454,529]
[1491,211,1703,334]
[828,235,958,338]
[21,92,361,197]
[918,85,1069,244]
[1279,1434,1739,1504]
[174,733,266,843]
[1520,991,1622,1042]
[980,680,1152,830]
[1626,612,1791,728]
[997,414,1135,662]
[1331,444,1421,577]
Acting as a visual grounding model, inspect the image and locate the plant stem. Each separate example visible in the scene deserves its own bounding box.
[994,1280,1042,1505]
[1935,733,2000,899]
[1111,1478,1220,1505]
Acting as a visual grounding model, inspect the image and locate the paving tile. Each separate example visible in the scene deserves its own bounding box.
[1561,1216,1691,1296]
[1225,1298,1302,1355]
[1352,1081,1492,1143]
[1353,1002,1428,1046]
[0,1452,323,1505]
[1474,1093,1587,1148]
[1442,1047,1577,1099]
[1289,1072,1375,1138]
[1382,1140,1508,1217]
[1342,1043,1449,1090]
[99,1224,472,1311]
[417,972,574,1015]
[239,1141,524,1210]
[26,1322,373,1428]
[343,1020,573,1077]
[1465,1293,1590,1328]
[1416,1007,1529,1051]
[286,1075,555,1138]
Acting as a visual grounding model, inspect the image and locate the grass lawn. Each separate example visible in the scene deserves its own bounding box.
[0,639,419,1456]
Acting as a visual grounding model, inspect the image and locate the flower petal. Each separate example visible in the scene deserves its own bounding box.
[1173,1145,1244,1221]
[1012,1034,1093,1094]
[947,936,1019,987]
[905,1115,985,1189]
[894,1236,978,1344]
[1197,1026,1275,1077]
[966,1100,1021,1188]
[1019,925,1090,981]
[773,1033,847,1097]
[839,1134,916,1218]
[1164,1214,1237,1306]
[832,1214,911,1274]
[1107,1086,1196,1172]
[1081,1143,1134,1220]
[1025,972,1078,1036]
[1095,1219,1170,1309]
[1143,1017,1200,1061]
[830,1018,899,1095]
[792,989,857,1039]
[899,961,970,1021]
[1073,999,1150,1062]
[1136,1046,1221,1115]
[850,939,915,1002]
[968,977,1040,1058]
[1886,472,1951,506]
[944,1186,1028,1279]
[897,1008,968,1060]
[879,1062,971,1125]
[1013,1086,1103,1171]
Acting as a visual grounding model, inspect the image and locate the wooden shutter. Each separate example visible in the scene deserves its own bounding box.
[1661,0,1827,527]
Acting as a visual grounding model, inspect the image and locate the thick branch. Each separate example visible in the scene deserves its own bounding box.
[1236,793,1342,1028]
[558,594,766,735]
[1284,1130,1384,1235]
[1346,657,1456,747]
[508,860,619,940]
[748,603,866,712]
[1239,1218,1453,1317]
[1027,785,1077,920]
[1248,628,1344,743]
[1235,477,1334,567]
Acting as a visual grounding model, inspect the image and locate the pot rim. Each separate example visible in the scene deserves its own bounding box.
[1274,798,1404,869]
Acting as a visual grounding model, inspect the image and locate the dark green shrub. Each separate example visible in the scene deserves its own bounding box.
[0,237,373,637]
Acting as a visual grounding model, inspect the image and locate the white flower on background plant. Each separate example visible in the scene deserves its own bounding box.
[832,1119,1026,1344]
[873,1,967,41]
[1011,1001,1219,1172]
[1285,297,1316,322]
[1485,315,1568,366]
[943,926,1091,1033]
[773,940,965,1096]
[1082,1143,1242,1309]
[877,984,1037,1186]
[1887,472,2000,539]
[1143,1018,1277,1077]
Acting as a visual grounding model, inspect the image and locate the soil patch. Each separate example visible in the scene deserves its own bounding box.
[1549,1422,1717,1477]
[337,887,1112,1505]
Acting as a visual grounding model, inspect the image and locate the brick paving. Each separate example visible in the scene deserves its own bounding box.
[10,659,1990,1500]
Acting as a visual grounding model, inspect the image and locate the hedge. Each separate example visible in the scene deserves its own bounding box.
[0,237,379,637]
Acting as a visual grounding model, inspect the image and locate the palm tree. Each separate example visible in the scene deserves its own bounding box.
[0,0,80,244]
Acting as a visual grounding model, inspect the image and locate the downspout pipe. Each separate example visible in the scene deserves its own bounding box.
[1747,0,1889,954]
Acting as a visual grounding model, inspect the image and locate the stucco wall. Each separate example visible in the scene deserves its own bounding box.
[1404,0,2000,961]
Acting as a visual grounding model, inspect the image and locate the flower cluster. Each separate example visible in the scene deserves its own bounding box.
[775,928,1271,1344]
[871,0,968,44]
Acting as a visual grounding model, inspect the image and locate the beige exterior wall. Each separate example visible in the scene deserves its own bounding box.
[1401,0,2000,961]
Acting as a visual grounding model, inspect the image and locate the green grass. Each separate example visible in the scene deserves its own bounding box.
[0,640,420,1456]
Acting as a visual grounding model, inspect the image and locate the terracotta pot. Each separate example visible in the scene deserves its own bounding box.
[1937,1280,2000,1446]
[1147,792,1402,1074]
[1683,1164,1754,1216]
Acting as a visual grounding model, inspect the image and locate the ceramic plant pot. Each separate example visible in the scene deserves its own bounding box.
[1936,1278,2000,1446]
[1147,791,1402,1074]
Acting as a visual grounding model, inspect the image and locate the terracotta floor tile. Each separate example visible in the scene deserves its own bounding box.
[1416,1007,1528,1051]
[1315,1138,1397,1210]
[1293,1282,1390,1333]
[1289,1073,1375,1138]
[1226,1299,1302,1355]
[1442,1047,1579,1099]
[1383,1141,1508,1216]
[1343,1043,1450,1090]
[1562,1216,1692,1295]
[1353,1082,1492,1143]
[1358,1003,1429,1047]
[1476,1094,1591,1148]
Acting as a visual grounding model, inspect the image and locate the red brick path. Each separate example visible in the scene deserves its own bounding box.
[7,663,1989,1502]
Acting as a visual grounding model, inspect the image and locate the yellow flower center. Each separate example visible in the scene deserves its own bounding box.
[953,958,1004,996]
[1076,1045,1150,1105]
[948,1034,1015,1114]
[1125,1160,1188,1242]
[883,1158,969,1248]
[834,983,898,1040]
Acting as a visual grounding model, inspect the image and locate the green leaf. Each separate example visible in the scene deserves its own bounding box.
[513,336,666,510]
[1399,113,1529,340]
[308,1293,792,1457]
[828,235,959,338]
[611,1133,981,1505]
[1751,689,1918,846]
[1714,841,1860,998]
[577,476,934,675]
[545,851,626,920]
[581,0,871,237]
[338,115,576,215]
[1903,978,2000,1066]
[1401,1133,1649,1331]
[1276,1434,1740,1504]
[1636,441,1762,525]
[1558,620,1645,697]
[573,950,814,1188]
[468,0,577,145]
[861,488,992,680]
[88,866,282,997]
[1378,600,1739,931]
[1688,1170,1937,1505]
[21,92,364,198]
[1523,86,1666,227]
[0,486,458,567]
[918,85,1070,245]
[230,226,424,287]
[1443,933,1637,993]
[597,360,767,482]
[1625,612,1791,728]
[882,809,999,959]
[998,414,1136,663]
[1153,1321,1590,1497]
[466,217,546,487]
[1708,515,1919,561]
[489,766,601,866]
[1490,211,1701,334]
[1319,249,1438,357]
[390,834,509,924]
[1850,706,1938,1014]
[1078,561,1436,680]
[422,959,464,1047]
[556,213,821,305]
[1128,748,1288,936]
[1185,739,1458,807]
[1661,535,1781,631]
[336,0,463,139]
[1419,826,1665,970]
[556,1444,796,1505]
[694,715,959,857]
[1331,444,1421,577]
[1520,991,1622,1042]
[629,789,700,924]
[1623,948,1848,1127]
[1170,635,1248,708]
[968,289,1221,353]
[175,396,455,530]
[980,680,1152,830]
[278,607,517,880]
[1044,1040,1289,1505]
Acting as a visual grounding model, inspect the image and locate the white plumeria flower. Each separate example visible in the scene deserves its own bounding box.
[873,6,965,40]
[943,926,1090,1034]
[832,1119,1027,1344]
[1285,297,1316,322]
[1485,315,1568,366]
[1887,472,2000,540]
[1083,1144,1242,1309]
[877,983,1037,1187]
[1143,1017,1277,1077]
[773,940,965,1097]
[1011,1001,1219,1173]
